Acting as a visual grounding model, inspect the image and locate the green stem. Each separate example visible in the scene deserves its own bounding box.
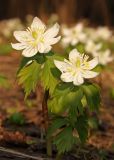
[55,153,63,160]
[46,137,52,157]
[42,90,52,157]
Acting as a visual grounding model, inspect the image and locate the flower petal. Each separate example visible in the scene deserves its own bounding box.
[69,49,80,64]
[44,23,60,38]
[43,46,52,53]
[54,60,70,73]
[73,73,84,86]
[45,36,61,45]
[22,47,37,57]
[13,31,31,42]
[31,17,46,30]
[82,70,99,79]
[11,43,26,50]
[88,57,99,70]
[38,43,45,53]
[61,72,73,82]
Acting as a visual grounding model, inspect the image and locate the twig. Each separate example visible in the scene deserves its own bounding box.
[0,146,52,160]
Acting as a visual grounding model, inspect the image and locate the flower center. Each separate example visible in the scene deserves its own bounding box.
[75,58,81,68]
[30,29,45,47]
[32,31,38,39]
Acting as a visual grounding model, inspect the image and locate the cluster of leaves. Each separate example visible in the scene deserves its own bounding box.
[47,82,100,154]
[18,51,63,98]
[17,51,100,154]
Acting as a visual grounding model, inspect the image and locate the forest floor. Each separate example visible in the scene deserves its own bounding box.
[0,52,114,160]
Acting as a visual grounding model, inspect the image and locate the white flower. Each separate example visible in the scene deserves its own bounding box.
[11,17,61,57]
[85,28,96,41]
[85,40,102,54]
[96,27,112,40]
[61,23,87,47]
[93,49,114,65]
[54,49,99,86]
[0,18,24,38]
[85,27,112,41]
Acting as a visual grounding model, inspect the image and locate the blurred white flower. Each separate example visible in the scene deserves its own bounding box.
[96,27,112,40]
[0,18,24,38]
[93,49,114,65]
[11,17,61,57]
[85,40,102,54]
[61,23,87,47]
[85,26,112,41]
[54,49,99,86]
[85,28,96,41]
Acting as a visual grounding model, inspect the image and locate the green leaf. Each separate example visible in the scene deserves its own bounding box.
[48,83,83,114]
[76,43,85,53]
[81,83,100,111]
[92,64,103,73]
[47,117,68,138]
[9,112,25,125]
[18,61,41,98]
[48,83,73,113]
[54,126,76,154]
[75,114,88,143]
[17,53,46,74]
[41,57,59,94]
[69,101,83,125]
[88,117,98,129]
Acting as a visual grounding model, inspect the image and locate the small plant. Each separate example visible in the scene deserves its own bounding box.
[12,17,100,159]
[9,112,25,125]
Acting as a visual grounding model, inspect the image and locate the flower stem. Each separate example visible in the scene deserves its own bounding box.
[46,137,52,157]
[42,90,52,157]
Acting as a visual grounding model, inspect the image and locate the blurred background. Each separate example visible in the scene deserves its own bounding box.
[0,1,114,160]
[0,0,114,26]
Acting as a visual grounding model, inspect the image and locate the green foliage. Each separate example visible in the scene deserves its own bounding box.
[76,43,85,53]
[81,83,100,111]
[16,49,101,155]
[98,149,108,160]
[48,83,77,113]
[0,75,9,88]
[92,64,103,73]
[47,117,68,138]
[75,115,88,143]
[48,114,88,153]
[41,57,59,95]
[17,53,46,74]
[54,126,77,154]
[18,61,41,98]
[88,117,98,129]
[9,112,25,125]
[47,82,100,153]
